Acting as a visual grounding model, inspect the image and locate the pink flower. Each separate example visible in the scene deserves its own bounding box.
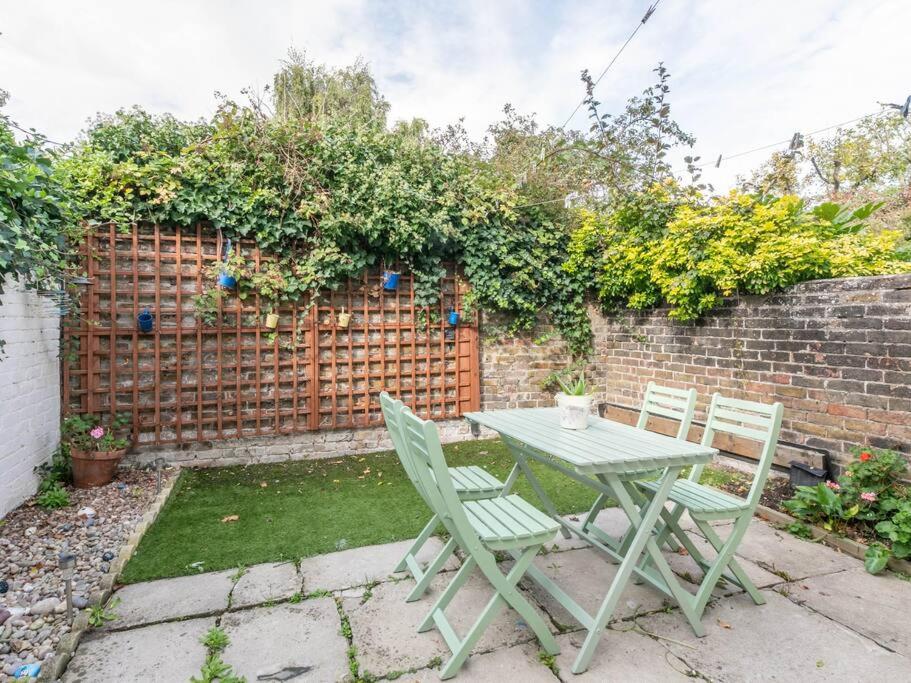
[825,480,840,490]
[860,491,877,503]
[90,426,105,439]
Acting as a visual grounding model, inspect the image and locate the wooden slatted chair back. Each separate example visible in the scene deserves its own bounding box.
[695,394,784,508]
[399,408,477,549]
[380,391,430,505]
[637,382,698,440]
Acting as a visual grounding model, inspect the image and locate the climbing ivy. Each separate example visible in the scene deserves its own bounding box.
[55,103,595,355]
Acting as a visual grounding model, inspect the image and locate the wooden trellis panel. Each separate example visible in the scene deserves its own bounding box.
[62,224,480,447]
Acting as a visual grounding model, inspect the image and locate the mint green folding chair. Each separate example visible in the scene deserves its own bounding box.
[581,382,697,545]
[394,403,560,679]
[635,393,784,631]
[380,392,505,602]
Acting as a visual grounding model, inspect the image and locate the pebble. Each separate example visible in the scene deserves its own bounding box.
[0,470,169,676]
[29,598,58,617]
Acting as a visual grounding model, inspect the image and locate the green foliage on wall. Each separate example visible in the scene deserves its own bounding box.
[54,103,595,355]
[567,185,911,321]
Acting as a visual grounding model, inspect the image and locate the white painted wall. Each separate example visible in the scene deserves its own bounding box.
[0,277,60,518]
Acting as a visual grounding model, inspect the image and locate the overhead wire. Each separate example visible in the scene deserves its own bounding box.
[512,1,663,208]
[687,109,889,171]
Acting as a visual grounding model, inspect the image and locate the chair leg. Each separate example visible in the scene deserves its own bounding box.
[418,554,476,632]
[406,536,457,602]
[436,546,558,679]
[691,514,756,616]
[698,518,766,606]
[395,514,439,573]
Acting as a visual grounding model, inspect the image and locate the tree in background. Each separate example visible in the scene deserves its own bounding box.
[271,48,389,126]
[742,112,911,233]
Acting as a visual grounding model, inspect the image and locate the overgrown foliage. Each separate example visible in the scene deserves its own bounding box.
[0,93,80,348]
[6,52,909,361]
[567,186,910,321]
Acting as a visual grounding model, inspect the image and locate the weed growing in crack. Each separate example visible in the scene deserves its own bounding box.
[538,651,560,675]
[192,626,244,683]
[201,626,229,651]
[88,597,120,628]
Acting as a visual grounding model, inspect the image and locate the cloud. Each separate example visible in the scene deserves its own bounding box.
[1,0,907,189]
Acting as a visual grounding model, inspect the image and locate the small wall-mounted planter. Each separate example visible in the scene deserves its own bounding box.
[448,309,460,326]
[137,310,155,333]
[382,271,400,291]
[337,308,351,328]
[264,312,279,329]
[217,271,237,289]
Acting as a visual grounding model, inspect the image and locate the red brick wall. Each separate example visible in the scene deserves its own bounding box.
[479,274,911,469]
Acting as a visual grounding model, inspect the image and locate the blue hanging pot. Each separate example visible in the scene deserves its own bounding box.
[382,271,400,291]
[448,309,460,326]
[218,238,237,288]
[217,271,237,288]
[137,309,154,333]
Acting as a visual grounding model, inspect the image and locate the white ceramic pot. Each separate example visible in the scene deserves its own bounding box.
[556,392,593,430]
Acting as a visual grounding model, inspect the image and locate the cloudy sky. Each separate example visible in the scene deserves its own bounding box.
[2,0,908,188]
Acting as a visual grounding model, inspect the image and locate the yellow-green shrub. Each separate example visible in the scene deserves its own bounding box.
[569,188,910,321]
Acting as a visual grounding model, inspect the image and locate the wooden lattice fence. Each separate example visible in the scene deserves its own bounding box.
[63,224,480,447]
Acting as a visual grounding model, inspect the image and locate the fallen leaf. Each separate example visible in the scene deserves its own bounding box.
[221,515,239,523]
[716,619,732,629]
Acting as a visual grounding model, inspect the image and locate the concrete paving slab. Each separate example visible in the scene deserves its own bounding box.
[344,567,549,679]
[300,537,459,592]
[221,600,350,682]
[521,547,678,631]
[108,570,234,628]
[659,528,783,590]
[729,519,860,581]
[778,568,911,657]
[230,561,302,609]
[62,616,213,682]
[553,627,695,681]
[397,640,558,682]
[636,589,910,681]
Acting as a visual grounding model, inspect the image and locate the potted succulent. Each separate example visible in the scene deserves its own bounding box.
[555,372,593,430]
[62,414,130,488]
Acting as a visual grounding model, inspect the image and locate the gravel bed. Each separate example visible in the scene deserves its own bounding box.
[0,469,173,680]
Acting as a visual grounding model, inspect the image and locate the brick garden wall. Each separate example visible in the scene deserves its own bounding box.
[587,273,911,469]
[0,278,61,517]
[135,274,911,470]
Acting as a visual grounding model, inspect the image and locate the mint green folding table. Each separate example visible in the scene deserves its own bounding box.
[464,407,717,674]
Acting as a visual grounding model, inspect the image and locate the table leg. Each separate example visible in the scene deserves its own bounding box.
[572,466,693,674]
[503,439,572,539]
[500,462,521,496]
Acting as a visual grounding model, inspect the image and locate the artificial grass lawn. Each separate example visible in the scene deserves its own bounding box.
[121,438,604,583]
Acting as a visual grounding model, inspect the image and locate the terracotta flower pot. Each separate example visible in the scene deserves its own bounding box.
[71,448,126,488]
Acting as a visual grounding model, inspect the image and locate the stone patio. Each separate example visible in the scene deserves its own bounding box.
[60,510,911,682]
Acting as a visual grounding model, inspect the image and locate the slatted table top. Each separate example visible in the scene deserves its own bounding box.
[464,407,717,475]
